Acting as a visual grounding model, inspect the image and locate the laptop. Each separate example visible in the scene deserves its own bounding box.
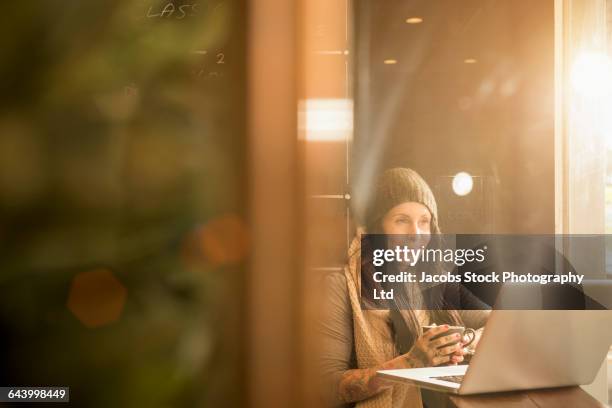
[377,309,612,394]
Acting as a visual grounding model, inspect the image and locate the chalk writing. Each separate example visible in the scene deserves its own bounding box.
[147,2,199,19]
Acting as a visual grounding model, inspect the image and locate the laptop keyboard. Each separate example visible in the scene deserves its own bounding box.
[432,375,464,384]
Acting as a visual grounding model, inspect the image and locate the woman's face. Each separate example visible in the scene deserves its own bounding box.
[381,201,432,236]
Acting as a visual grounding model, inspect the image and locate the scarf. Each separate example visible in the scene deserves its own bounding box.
[343,235,425,408]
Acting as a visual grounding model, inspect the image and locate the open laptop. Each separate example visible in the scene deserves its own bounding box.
[377,309,612,394]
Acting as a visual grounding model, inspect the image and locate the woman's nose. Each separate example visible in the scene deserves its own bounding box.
[405,222,422,235]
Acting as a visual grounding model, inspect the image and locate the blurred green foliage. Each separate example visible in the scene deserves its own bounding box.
[0,1,245,406]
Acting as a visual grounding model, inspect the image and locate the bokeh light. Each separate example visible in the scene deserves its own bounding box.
[452,172,473,196]
[67,269,127,329]
[198,214,249,266]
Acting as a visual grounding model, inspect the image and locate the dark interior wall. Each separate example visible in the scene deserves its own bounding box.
[353,0,555,233]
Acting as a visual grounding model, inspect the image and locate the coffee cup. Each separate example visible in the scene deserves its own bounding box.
[422,325,476,350]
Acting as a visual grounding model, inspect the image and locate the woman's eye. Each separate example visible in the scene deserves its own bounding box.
[396,218,409,224]
[419,219,430,225]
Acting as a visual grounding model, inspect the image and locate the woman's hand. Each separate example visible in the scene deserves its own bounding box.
[338,325,467,403]
[405,324,466,367]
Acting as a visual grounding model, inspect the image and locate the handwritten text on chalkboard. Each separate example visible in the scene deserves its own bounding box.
[147,2,199,19]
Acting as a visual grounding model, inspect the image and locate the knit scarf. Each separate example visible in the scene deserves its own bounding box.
[343,236,424,408]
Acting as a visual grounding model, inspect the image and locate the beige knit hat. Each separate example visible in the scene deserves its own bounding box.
[364,167,439,233]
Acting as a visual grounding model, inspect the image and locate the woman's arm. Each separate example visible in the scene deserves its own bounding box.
[459,309,491,330]
[318,272,358,406]
[337,350,425,402]
[319,273,466,405]
[319,274,415,404]
[338,325,466,403]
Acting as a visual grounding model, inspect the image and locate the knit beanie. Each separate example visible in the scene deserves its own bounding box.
[364,167,439,233]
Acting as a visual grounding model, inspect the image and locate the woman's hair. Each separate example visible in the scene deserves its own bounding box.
[355,167,463,348]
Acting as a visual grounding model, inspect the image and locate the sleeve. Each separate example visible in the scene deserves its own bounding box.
[439,281,491,314]
[459,309,490,329]
[457,284,491,329]
[458,283,492,312]
[318,272,355,407]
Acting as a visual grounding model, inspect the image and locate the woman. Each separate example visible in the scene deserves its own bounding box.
[320,168,490,407]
